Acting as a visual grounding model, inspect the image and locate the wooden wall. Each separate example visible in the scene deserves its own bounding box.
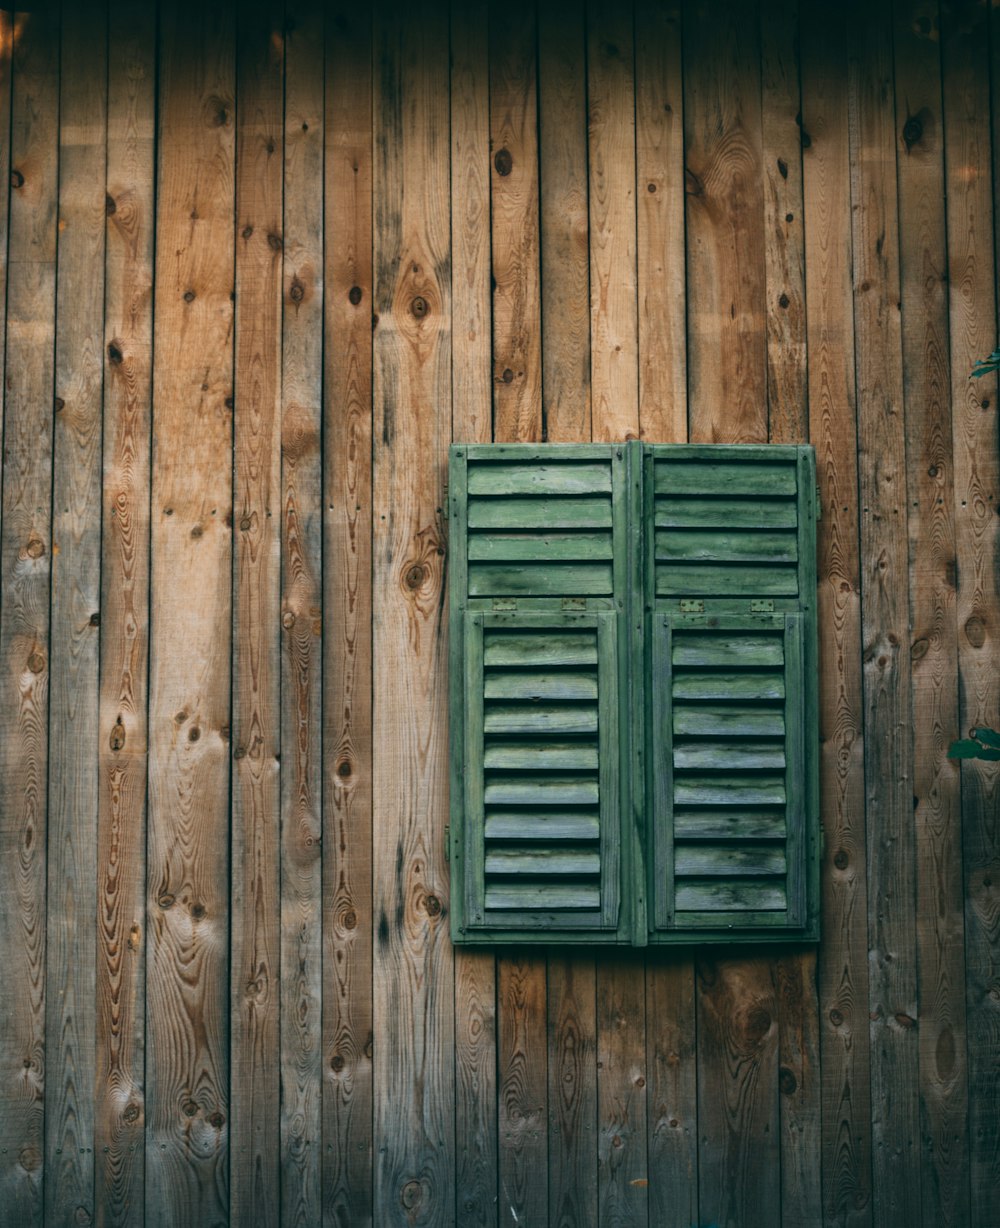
[0,0,996,1225]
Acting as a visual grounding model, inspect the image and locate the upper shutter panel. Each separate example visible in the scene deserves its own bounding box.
[459,611,621,937]
[465,455,616,597]
[651,613,807,932]
[653,454,800,597]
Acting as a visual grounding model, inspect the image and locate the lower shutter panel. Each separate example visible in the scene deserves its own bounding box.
[652,613,806,932]
[462,612,620,936]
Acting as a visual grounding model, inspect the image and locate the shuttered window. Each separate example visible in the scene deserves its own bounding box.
[449,442,819,946]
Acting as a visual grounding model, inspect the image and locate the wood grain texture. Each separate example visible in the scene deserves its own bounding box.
[635,0,686,442]
[760,0,807,443]
[490,0,542,442]
[450,7,498,1224]
[646,957,697,1228]
[696,957,780,1228]
[324,6,374,1223]
[96,8,156,1224]
[0,9,11,502]
[281,4,324,1224]
[683,0,767,443]
[847,6,920,1223]
[587,0,638,443]
[498,956,548,1226]
[451,0,492,445]
[372,4,455,1223]
[538,0,591,442]
[146,6,235,1223]
[801,5,873,1223]
[597,957,647,1228]
[46,5,107,1223]
[231,5,283,1222]
[894,6,969,1225]
[0,4,59,1222]
[949,2,1000,1221]
[547,956,596,1228]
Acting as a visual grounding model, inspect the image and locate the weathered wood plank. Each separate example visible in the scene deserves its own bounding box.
[760,0,807,443]
[646,957,697,1228]
[372,4,455,1223]
[96,9,156,1224]
[450,7,498,1224]
[498,957,548,1225]
[324,5,374,1224]
[949,1,1000,1220]
[696,958,780,1227]
[547,956,597,1228]
[0,4,59,1223]
[490,0,542,441]
[146,5,235,1223]
[683,0,767,443]
[45,5,107,1223]
[231,4,283,1222]
[280,3,324,1224]
[0,8,11,498]
[847,5,920,1223]
[451,0,492,445]
[635,0,686,442]
[587,0,638,443]
[538,0,591,442]
[597,957,648,1228]
[894,5,969,1225]
[800,3,873,1222]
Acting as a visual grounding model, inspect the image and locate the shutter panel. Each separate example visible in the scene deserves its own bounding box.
[646,444,819,941]
[651,612,806,931]
[460,612,621,935]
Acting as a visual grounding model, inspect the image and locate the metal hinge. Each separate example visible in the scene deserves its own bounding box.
[561,597,586,611]
[679,599,704,613]
[750,599,774,613]
[492,598,517,611]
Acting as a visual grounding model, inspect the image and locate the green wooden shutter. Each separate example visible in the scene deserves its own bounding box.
[644,445,819,942]
[449,445,631,944]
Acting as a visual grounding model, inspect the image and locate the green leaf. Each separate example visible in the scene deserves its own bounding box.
[971,727,1000,748]
[948,737,1000,761]
[970,348,1000,378]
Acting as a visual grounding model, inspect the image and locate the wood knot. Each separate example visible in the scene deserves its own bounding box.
[281,609,295,630]
[404,563,427,591]
[28,651,45,674]
[26,537,45,559]
[157,894,175,909]
[11,169,24,189]
[894,1012,916,1030]
[910,636,929,661]
[105,193,117,215]
[208,1111,225,1129]
[54,397,65,412]
[778,293,790,309]
[424,894,441,917]
[337,759,352,779]
[330,1053,345,1073]
[89,611,100,626]
[410,296,428,318]
[834,848,849,870]
[401,1180,424,1211]
[902,115,923,149]
[501,368,514,384]
[829,1008,844,1027]
[190,902,206,919]
[494,148,513,176]
[18,1146,41,1172]
[684,167,704,196]
[182,1100,199,1117]
[183,290,195,302]
[289,278,305,303]
[343,909,357,930]
[778,1066,798,1095]
[123,1102,141,1123]
[110,718,126,752]
[128,924,141,951]
[188,726,200,742]
[349,285,363,305]
[785,212,794,223]
[240,516,252,532]
[242,224,253,240]
[267,232,283,252]
[190,524,203,538]
[647,182,657,193]
[964,616,986,648]
[777,157,788,179]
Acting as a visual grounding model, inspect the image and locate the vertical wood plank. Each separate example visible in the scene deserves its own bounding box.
[498,957,548,1227]
[372,4,455,1223]
[490,0,542,442]
[538,0,591,442]
[587,0,638,443]
[45,4,108,1223]
[324,6,374,1223]
[597,957,648,1228]
[760,0,807,443]
[950,1,1000,1220]
[801,4,873,1224]
[547,956,597,1228]
[635,0,686,442]
[894,6,970,1225]
[281,3,324,1224]
[0,8,11,486]
[760,9,819,1223]
[683,0,767,442]
[0,5,59,1222]
[646,957,698,1228]
[847,5,920,1223]
[146,5,235,1222]
[96,8,156,1224]
[450,4,498,1224]
[451,0,492,445]
[231,4,283,1223]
